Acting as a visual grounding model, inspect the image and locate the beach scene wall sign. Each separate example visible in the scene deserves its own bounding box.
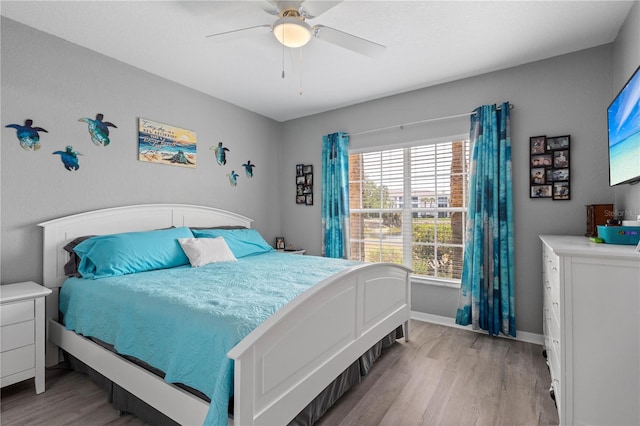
[138,118,197,168]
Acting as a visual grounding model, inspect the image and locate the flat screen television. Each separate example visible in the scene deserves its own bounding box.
[608,65,640,186]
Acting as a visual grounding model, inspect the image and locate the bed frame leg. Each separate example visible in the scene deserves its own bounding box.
[403,320,410,342]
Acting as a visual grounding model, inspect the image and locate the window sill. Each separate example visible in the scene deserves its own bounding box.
[411,275,461,289]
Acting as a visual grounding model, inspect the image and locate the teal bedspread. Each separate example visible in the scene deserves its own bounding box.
[60,252,360,426]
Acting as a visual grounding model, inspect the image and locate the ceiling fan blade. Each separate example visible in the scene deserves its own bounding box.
[266,0,306,16]
[299,1,342,19]
[205,24,272,41]
[312,25,385,56]
[262,1,282,16]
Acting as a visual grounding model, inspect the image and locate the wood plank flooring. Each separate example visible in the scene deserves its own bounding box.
[1,321,558,425]
[317,321,558,426]
[0,365,146,425]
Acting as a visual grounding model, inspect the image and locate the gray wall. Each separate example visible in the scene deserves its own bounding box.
[1,18,282,285]
[613,1,640,219]
[280,45,617,335]
[3,6,638,337]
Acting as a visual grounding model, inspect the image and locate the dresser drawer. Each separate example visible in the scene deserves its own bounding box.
[544,289,560,328]
[547,336,561,381]
[545,314,560,352]
[544,245,559,271]
[1,320,35,352]
[551,376,561,416]
[542,307,550,345]
[1,300,34,326]
[1,344,35,378]
[548,343,561,414]
[543,274,560,314]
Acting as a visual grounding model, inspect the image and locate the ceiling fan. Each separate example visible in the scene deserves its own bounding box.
[205,0,386,57]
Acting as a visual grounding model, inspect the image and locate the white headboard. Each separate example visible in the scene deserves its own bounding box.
[38,204,253,289]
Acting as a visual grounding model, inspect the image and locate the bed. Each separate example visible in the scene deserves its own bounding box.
[39,204,411,425]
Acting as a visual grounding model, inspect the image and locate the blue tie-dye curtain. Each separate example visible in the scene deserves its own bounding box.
[455,102,515,337]
[321,132,350,258]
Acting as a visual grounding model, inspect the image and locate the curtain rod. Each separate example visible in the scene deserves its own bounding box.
[350,104,514,137]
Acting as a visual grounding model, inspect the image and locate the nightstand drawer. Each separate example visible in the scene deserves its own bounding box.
[1,320,35,352]
[1,344,35,378]
[1,300,34,326]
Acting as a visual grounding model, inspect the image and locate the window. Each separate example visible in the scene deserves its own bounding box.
[348,139,470,284]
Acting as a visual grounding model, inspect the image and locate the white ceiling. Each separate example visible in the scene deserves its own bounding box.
[1,1,634,122]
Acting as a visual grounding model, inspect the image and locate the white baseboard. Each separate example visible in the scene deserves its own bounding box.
[410,311,544,346]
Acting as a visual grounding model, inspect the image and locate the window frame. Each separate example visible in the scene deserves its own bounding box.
[348,135,470,287]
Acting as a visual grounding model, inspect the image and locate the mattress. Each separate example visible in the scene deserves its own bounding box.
[59,251,361,426]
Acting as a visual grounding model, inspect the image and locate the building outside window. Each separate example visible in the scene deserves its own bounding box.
[348,139,470,285]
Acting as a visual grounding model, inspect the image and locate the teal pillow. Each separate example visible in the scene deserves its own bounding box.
[74,226,194,279]
[190,228,273,258]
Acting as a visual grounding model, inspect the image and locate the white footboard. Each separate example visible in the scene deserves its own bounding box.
[228,263,411,426]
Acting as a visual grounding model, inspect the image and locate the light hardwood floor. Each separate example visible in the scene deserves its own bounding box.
[1,321,558,425]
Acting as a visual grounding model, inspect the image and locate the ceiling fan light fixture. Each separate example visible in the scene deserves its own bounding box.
[272,17,312,48]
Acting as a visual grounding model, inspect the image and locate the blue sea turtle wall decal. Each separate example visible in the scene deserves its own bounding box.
[211,141,230,165]
[242,160,255,178]
[227,170,239,187]
[5,119,48,151]
[53,146,81,171]
[78,113,117,146]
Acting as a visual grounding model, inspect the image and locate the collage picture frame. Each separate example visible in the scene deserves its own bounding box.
[296,164,313,205]
[530,135,571,200]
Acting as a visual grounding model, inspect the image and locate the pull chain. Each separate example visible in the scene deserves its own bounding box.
[281,25,285,79]
[298,48,303,95]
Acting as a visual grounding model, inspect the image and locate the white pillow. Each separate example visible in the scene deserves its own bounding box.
[178,237,237,267]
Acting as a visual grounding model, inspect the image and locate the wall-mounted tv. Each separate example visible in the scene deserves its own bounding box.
[608,65,640,186]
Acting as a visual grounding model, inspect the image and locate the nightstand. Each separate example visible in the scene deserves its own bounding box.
[1,281,52,394]
[278,249,306,255]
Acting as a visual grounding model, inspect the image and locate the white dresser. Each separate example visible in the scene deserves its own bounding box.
[1,281,52,393]
[540,235,640,425]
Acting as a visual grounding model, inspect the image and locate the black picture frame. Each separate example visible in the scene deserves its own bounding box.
[531,154,553,168]
[546,135,570,150]
[553,181,570,200]
[275,237,285,250]
[530,135,571,200]
[531,185,552,198]
[296,164,313,205]
[530,135,546,154]
[553,150,569,168]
